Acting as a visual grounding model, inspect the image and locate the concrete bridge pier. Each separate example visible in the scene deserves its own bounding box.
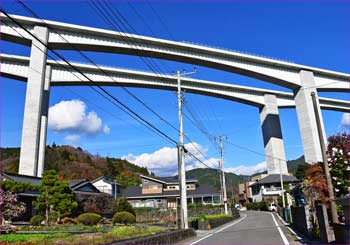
[294,70,326,164]
[259,94,288,174]
[19,26,49,176]
[37,66,52,177]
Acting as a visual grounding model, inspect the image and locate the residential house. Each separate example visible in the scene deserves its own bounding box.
[2,172,102,221]
[250,174,300,203]
[236,173,268,206]
[91,176,121,198]
[2,172,42,221]
[122,175,221,209]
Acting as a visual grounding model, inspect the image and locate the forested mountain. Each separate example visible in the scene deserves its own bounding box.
[0,145,149,187]
[186,168,248,195]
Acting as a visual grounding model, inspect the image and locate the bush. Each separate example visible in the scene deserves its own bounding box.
[112,211,136,225]
[246,201,269,211]
[77,213,101,225]
[259,201,269,211]
[48,211,59,225]
[114,198,135,216]
[59,217,77,224]
[30,215,44,226]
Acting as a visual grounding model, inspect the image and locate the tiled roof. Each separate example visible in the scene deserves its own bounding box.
[2,172,100,193]
[250,174,300,186]
[122,183,219,199]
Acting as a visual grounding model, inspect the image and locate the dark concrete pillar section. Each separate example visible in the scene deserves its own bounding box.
[259,94,288,174]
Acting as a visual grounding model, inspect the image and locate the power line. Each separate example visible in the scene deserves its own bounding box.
[145,0,176,40]
[4,3,221,170]
[1,8,177,146]
[88,0,213,165]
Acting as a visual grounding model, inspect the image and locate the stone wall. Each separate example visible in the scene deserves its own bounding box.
[135,206,226,225]
[110,228,196,245]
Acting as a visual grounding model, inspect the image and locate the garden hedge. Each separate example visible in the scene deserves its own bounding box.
[77,213,101,225]
[112,211,136,225]
[29,215,44,226]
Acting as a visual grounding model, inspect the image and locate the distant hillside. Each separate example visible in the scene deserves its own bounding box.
[187,156,309,195]
[186,168,248,195]
[251,156,310,179]
[0,145,149,187]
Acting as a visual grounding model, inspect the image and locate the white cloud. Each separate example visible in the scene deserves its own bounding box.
[48,100,110,136]
[123,142,268,176]
[225,161,267,176]
[341,113,350,128]
[122,142,220,176]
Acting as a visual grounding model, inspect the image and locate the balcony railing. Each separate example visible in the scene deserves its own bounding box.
[264,187,282,191]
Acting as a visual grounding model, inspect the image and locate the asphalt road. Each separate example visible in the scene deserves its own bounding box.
[184,211,301,245]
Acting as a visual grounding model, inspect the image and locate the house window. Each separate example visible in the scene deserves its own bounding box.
[168,186,176,189]
[157,199,162,203]
[144,179,148,183]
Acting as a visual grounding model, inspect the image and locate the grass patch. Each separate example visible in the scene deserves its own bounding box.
[0,233,69,244]
[1,226,164,244]
[189,213,231,222]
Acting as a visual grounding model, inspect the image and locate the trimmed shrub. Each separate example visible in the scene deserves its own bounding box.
[112,211,136,225]
[48,211,59,225]
[30,215,44,226]
[246,201,269,211]
[77,213,101,225]
[59,217,77,224]
[114,198,135,216]
[259,201,269,211]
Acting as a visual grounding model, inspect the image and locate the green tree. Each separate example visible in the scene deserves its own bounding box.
[327,132,350,197]
[295,163,310,180]
[114,198,135,216]
[35,170,77,225]
[2,180,38,193]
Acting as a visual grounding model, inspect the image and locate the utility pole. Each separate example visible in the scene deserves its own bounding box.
[279,159,286,219]
[311,92,339,224]
[217,135,228,215]
[218,160,223,204]
[176,68,196,229]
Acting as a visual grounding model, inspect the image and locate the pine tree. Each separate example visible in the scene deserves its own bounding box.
[35,170,77,225]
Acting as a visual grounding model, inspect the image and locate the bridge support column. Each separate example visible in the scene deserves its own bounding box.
[294,70,326,164]
[259,94,288,174]
[19,26,49,176]
[37,66,52,177]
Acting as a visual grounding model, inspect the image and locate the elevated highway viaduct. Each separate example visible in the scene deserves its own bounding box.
[1,54,349,176]
[1,13,349,176]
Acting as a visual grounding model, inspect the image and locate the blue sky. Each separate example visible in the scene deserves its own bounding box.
[1,0,349,176]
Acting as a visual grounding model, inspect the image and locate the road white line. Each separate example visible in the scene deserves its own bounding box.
[190,214,247,245]
[271,213,289,245]
[190,234,213,245]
